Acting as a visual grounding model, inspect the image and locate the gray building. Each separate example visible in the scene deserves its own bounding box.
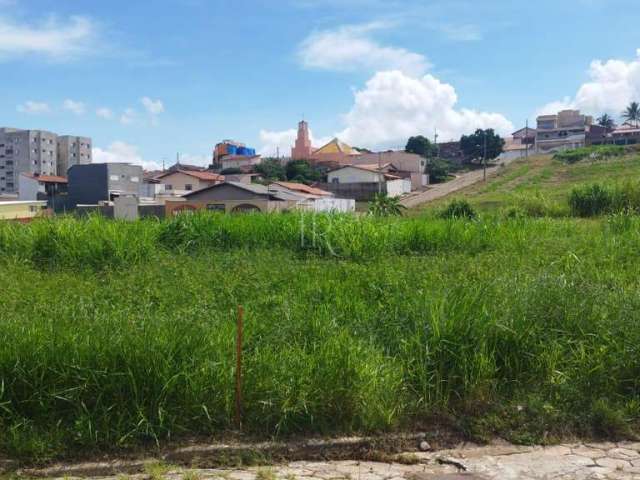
[68,163,142,206]
[0,128,57,194]
[0,127,92,194]
[535,110,593,154]
[57,135,92,174]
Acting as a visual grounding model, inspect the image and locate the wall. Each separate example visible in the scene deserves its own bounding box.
[18,176,42,200]
[327,167,382,184]
[311,197,355,213]
[354,152,425,173]
[106,164,143,199]
[57,136,92,175]
[316,182,388,201]
[68,163,108,205]
[0,201,47,220]
[113,195,139,220]
[386,179,412,198]
[221,156,262,170]
[185,183,266,202]
[165,199,294,215]
[158,172,208,192]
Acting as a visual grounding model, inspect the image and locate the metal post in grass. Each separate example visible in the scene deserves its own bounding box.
[235,304,244,430]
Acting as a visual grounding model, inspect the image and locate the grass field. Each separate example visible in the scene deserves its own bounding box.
[2,205,640,462]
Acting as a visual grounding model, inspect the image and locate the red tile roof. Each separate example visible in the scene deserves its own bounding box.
[21,173,68,184]
[157,169,225,182]
[273,181,332,196]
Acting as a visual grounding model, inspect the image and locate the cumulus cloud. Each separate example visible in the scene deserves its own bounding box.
[141,97,165,115]
[63,99,85,115]
[120,108,136,125]
[338,70,513,147]
[17,100,51,114]
[93,141,161,171]
[96,107,114,119]
[298,22,430,76]
[539,50,640,117]
[0,15,97,61]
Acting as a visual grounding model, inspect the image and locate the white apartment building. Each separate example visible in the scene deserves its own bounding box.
[0,128,91,194]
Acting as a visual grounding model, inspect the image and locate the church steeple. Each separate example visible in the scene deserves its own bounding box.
[291,120,313,160]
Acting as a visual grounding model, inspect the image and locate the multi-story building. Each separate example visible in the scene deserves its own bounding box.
[535,110,593,154]
[68,163,142,206]
[0,128,58,194]
[57,136,92,174]
[0,128,92,194]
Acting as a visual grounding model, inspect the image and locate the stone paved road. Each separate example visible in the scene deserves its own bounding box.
[36,442,640,480]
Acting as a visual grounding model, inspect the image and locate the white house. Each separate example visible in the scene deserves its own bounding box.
[267,181,355,213]
[221,155,262,171]
[327,165,411,198]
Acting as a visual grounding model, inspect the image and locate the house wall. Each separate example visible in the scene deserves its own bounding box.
[327,167,383,184]
[221,156,262,170]
[157,172,211,192]
[68,163,108,205]
[17,176,42,200]
[386,179,411,198]
[0,201,48,220]
[185,183,267,202]
[355,152,426,173]
[165,199,293,215]
[311,197,355,213]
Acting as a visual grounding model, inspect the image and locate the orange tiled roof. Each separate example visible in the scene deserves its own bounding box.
[22,173,68,184]
[274,181,332,196]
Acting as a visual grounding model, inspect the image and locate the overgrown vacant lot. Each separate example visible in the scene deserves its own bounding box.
[2,210,640,462]
[415,149,640,215]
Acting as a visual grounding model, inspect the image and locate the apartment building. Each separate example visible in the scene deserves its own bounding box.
[0,128,58,194]
[57,136,92,174]
[0,128,92,194]
[535,110,593,154]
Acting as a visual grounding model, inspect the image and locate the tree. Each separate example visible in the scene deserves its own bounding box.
[597,113,615,130]
[368,193,406,216]
[255,158,286,181]
[622,101,640,127]
[426,158,450,183]
[285,160,323,184]
[459,129,505,163]
[405,136,435,158]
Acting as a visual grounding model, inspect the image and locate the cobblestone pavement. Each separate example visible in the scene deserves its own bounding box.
[36,442,640,480]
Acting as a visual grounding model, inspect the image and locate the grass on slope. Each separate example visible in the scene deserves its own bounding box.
[412,152,640,215]
[2,213,640,461]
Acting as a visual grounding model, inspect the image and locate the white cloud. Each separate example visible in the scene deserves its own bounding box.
[17,100,51,114]
[539,50,640,117]
[93,141,161,171]
[63,99,85,115]
[141,97,165,115]
[120,108,136,125]
[96,107,114,119]
[260,70,513,153]
[298,22,430,76]
[0,15,97,62]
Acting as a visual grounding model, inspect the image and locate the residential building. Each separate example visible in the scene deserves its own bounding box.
[156,169,225,193]
[535,110,593,153]
[437,141,467,165]
[325,164,411,200]
[498,127,537,161]
[68,163,143,206]
[18,173,68,210]
[0,128,58,194]
[140,177,166,198]
[291,120,313,160]
[268,181,355,212]
[0,127,91,194]
[353,151,428,189]
[609,124,640,145]
[165,181,299,215]
[0,200,48,221]
[57,136,92,174]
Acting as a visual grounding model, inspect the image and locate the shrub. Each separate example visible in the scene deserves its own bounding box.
[569,184,614,217]
[426,158,451,183]
[439,199,477,220]
[554,145,625,164]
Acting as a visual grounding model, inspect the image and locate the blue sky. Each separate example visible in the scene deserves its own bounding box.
[1,0,639,169]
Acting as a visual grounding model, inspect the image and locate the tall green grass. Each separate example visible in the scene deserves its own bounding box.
[2,214,640,460]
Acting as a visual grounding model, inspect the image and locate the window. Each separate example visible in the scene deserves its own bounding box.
[109,174,119,181]
[131,176,139,183]
[207,204,225,211]
[185,184,193,191]
[165,184,173,190]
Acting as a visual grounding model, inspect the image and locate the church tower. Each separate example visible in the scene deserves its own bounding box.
[291,120,313,160]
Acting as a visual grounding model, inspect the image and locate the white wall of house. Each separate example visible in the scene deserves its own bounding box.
[158,172,211,192]
[221,156,262,170]
[328,167,383,184]
[386,179,412,198]
[312,197,355,213]
[18,175,43,200]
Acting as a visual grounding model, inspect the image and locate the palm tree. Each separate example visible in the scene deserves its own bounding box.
[597,113,615,130]
[622,101,640,127]
[368,193,406,216]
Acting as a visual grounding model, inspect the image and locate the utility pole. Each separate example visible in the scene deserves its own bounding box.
[525,119,529,162]
[483,131,487,182]
[377,151,382,194]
